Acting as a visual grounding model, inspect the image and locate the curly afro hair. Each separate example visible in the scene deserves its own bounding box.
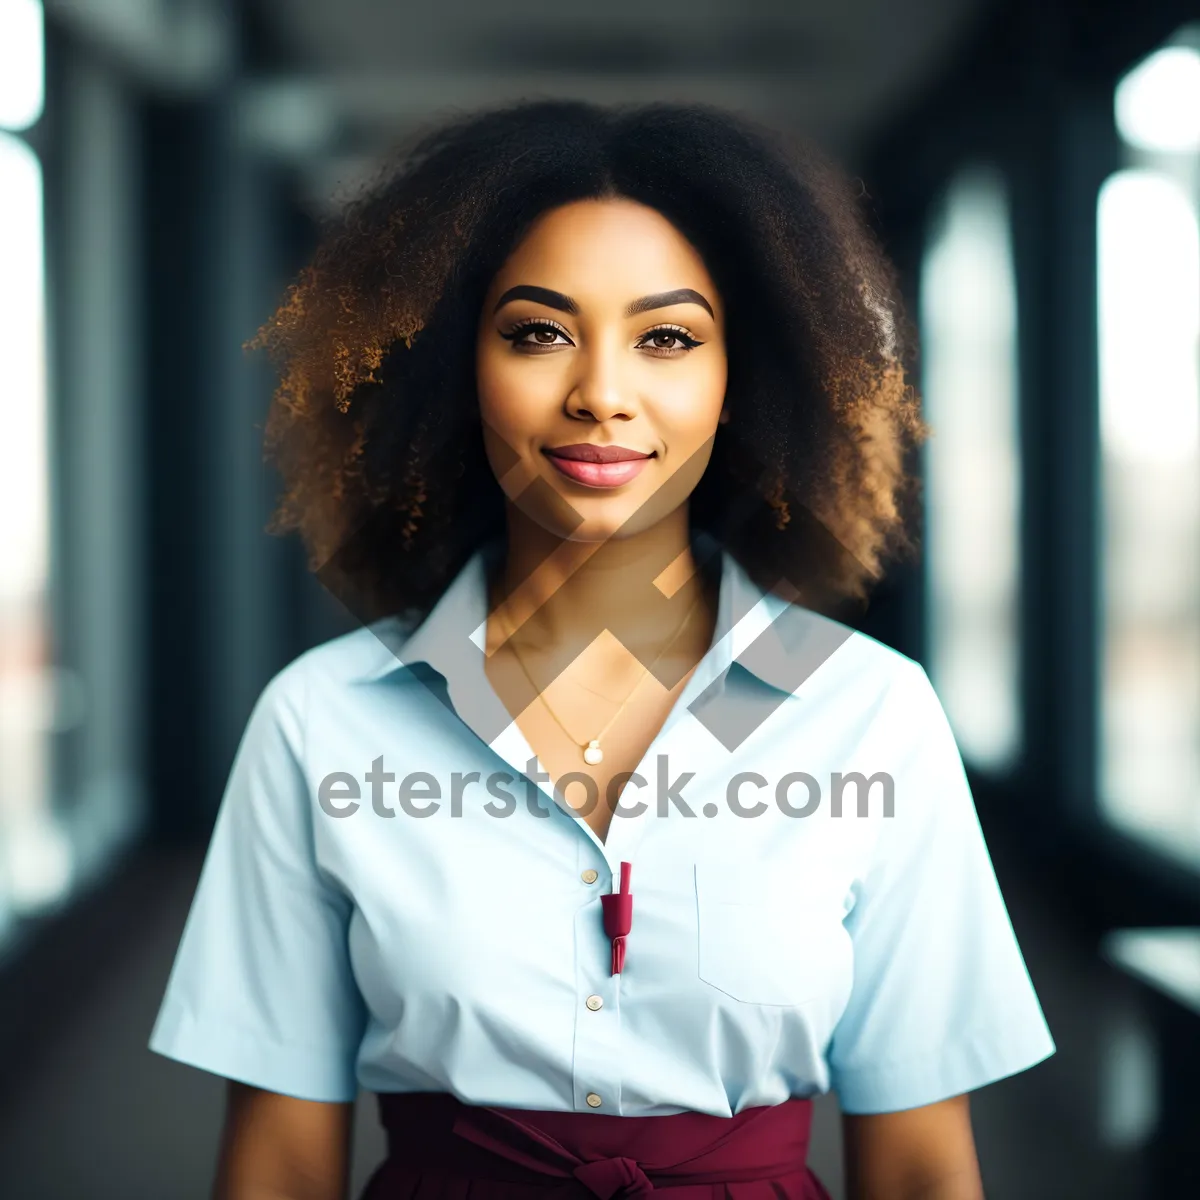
[249,98,929,626]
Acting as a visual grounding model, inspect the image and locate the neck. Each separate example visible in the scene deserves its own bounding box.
[490,503,717,663]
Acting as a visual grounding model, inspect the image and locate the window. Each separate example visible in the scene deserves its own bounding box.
[919,165,1022,772]
[0,0,44,131]
[0,0,68,942]
[1098,26,1200,866]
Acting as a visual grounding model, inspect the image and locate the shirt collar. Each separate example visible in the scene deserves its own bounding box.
[356,532,855,699]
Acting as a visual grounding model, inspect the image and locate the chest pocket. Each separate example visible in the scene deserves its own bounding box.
[694,861,835,1006]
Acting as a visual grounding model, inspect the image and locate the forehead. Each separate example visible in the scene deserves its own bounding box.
[490,198,719,306]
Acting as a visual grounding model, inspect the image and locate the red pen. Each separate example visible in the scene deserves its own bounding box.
[600,861,633,975]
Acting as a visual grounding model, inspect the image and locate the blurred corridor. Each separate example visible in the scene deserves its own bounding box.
[2,0,1200,1196]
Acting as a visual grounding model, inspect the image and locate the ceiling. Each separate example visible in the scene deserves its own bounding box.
[243,0,993,212]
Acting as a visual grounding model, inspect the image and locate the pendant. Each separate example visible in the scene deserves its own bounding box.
[583,739,604,766]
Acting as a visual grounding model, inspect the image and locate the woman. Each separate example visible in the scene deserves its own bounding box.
[149,99,1056,1199]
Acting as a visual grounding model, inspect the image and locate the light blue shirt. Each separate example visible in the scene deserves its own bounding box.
[149,536,1056,1115]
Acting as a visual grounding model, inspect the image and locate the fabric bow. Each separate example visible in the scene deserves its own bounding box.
[452,1103,656,1198]
[573,1155,655,1198]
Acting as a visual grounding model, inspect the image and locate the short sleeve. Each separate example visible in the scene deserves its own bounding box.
[148,666,366,1102]
[828,659,1055,1114]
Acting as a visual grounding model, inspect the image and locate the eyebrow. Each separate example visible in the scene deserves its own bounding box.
[492,285,714,320]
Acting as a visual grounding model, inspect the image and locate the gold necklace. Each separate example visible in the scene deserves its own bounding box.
[497,586,706,766]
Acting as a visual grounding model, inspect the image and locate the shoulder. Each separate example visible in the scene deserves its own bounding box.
[291,616,409,686]
[844,627,933,720]
[251,617,411,732]
[821,624,947,753]
[761,591,926,709]
[833,623,923,692]
[746,598,945,783]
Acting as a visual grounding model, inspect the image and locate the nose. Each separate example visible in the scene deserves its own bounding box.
[565,340,638,423]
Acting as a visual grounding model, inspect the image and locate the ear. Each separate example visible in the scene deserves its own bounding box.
[718,405,730,426]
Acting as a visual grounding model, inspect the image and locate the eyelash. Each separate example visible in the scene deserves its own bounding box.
[499,319,703,356]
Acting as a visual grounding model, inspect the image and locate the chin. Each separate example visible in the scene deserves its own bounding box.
[559,519,640,544]
[531,501,658,545]
[502,467,684,543]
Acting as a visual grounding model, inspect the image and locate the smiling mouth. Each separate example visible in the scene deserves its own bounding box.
[542,444,656,488]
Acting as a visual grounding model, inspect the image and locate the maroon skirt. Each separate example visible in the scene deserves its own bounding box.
[360,1092,833,1200]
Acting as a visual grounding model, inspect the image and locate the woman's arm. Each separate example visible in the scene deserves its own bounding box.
[841,1094,986,1200]
[211,1081,356,1200]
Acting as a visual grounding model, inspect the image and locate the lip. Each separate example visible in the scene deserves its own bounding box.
[543,444,655,489]
[545,443,653,463]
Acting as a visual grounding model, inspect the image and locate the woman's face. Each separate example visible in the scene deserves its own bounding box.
[476,197,728,543]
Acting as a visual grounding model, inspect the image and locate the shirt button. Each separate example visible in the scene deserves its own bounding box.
[581,868,598,884]
[585,994,603,1011]
[585,1092,603,1108]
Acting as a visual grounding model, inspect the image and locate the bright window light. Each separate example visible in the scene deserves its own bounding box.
[1115,44,1200,153]
[920,166,1022,772]
[1098,161,1200,865]
[0,0,44,132]
[1098,171,1200,462]
[0,132,48,602]
[0,129,68,919]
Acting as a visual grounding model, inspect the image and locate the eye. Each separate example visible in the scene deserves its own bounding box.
[635,325,704,357]
[499,319,575,352]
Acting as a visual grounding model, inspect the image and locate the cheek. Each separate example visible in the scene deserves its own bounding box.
[475,348,552,494]
[650,354,728,441]
[476,343,561,432]
[475,344,516,426]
